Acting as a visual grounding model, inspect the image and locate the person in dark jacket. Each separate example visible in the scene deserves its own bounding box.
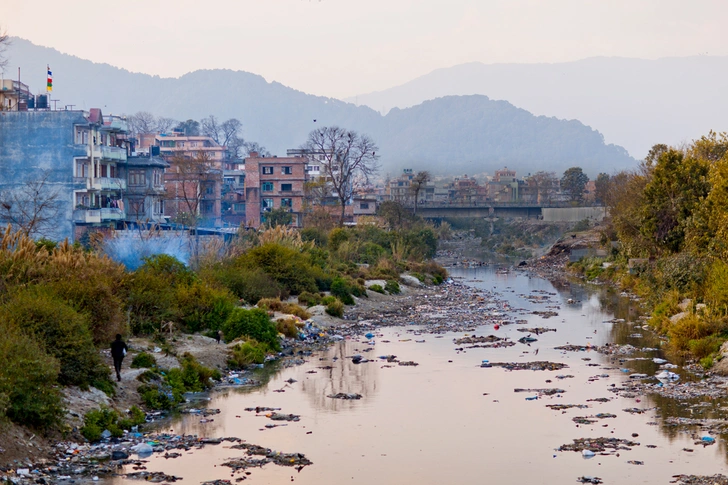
[110,334,128,381]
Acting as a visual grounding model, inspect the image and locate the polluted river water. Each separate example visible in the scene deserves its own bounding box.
[110,267,728,484]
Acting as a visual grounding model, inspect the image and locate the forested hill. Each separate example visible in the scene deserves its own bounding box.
[6,37,635,176]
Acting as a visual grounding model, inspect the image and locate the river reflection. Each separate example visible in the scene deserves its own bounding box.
[110,267,728,485]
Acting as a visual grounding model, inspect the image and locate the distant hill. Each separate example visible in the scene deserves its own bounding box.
[346,57,728,159]
[4,38,635,177]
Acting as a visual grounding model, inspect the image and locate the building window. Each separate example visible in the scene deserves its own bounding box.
[360,203,369,210]
[262,198,274,209]
[233,203,246,213]
[262,182,274,191]
[153,170,162,186]
[76,161,88,178]
[281,198,292,208]
[262,166,274,175]
[129,170,146,186]
[101,165,108,178]
[281,183,292,192]
[205,185,214,195]
[154,200,164,214]
[281,166,292,175]
[202,201,214,214]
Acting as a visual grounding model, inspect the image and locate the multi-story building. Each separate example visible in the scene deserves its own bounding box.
[0,107,131,241]
[244,152,307,228]
[140,133,227,227]
[222,158,246,227]
[486,167,519,202]
[447,175,487,204]
[119,156,169,224]
[386,169,435,204]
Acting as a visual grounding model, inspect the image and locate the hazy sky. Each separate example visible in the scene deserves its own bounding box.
[4,0,727,98]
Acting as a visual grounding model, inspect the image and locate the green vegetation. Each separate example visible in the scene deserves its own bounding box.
[131,352,157,369]
[385,280,401,295]
[369,284,385,294]
[0,207,447,430]
[81,405,146,442]
[581,132,728,362]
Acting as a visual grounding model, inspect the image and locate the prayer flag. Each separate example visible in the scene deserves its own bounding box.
[47,65,52,92]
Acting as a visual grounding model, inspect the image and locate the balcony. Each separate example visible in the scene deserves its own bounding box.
[73,208,126,223]
[86,177,126,191]
[100,208,125,221]
[73,209,101,223]
[86,145,127,161]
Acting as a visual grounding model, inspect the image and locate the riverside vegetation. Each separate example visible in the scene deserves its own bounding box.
[0,207,447,439]
[566,131,728,367]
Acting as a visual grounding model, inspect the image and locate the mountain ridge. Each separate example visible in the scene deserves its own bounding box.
[4,37,636,177]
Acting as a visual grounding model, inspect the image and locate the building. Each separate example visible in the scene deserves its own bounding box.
[222,158,246,227]
[447,175,487,204]
[386,169,435,205]
[0,79,32,111]
[119,156,169,224]
[141,133,227,227]
[244,152,307,228]
[486,167,519,202]
[0,108,131,241]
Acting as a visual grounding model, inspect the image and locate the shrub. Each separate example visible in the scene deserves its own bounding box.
[321,295,337,305]
[131,352,157,369]
[257,298,311,319]
[328,228,350,251]
[81,405,146,442]
[385,280,401,295]
[2,287,110,389]
[223,308,280,351]
[138,385,175,410]
[325,299,345,318]
[298,291,322,307]
[212,266,283,304]
[276,318,301,339]
[229,340,269,368]
[0,321,63,429]
[688,336,724,360]
[240,243,318,295]
[331,277,355,305]
[369,284,385,294]
[174,280,236,332]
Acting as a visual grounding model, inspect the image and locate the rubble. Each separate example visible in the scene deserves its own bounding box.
[483,361,568,371]
[327,393,363,400]
[558,437,640,453]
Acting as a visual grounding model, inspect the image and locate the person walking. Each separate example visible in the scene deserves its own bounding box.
[216,330,223,344]
[110,334,128,382]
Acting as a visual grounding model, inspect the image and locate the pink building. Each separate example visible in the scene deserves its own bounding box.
[244,152,307,228]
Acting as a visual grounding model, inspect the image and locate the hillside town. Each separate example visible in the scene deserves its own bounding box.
[1,78,601,243]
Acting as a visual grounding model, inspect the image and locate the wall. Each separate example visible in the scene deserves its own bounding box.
[542,207,607,222]
[0,110,88,241]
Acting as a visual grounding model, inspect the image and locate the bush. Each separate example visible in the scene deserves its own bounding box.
[174,280,236,332]
[139,385,175,410]
[81,405,146,442]
[369,284,385,294]
[2,287,110,389]
[331,277,355,305]
[229,340,269,367]
[211,266,283,304]
[223,308,280,351]
[325,299,345,318]
[328,228,350,251]
[321,295,337,305]
[257,298,311,319]
[131,352,157,369]
[298,291,322,307]
[0,321,63,429]
[239,243,318,295]
[385,280,401,295]
[276,318,301,339]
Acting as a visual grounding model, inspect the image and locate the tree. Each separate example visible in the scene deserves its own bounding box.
[174,120,200,136]
[644,143,669,167]
[378,200,414,229]
[303,126,379,226]
[156,117,177,134]
[128,111,158,135]
[243,141,270,158]
[594,173,610,205]
[409,171,431,215]
[526,171,558,204]
[0,171,62,239]
[561,167,589,202]
[166,152,217,227]
[264,207,293,228]
[0,27,10,71]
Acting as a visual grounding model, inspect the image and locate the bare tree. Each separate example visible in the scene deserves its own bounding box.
[0,171,62,239]
[128,111,158,135]
[155,117,177,134]
[200,115,222,143]
[526,171,558,204]
[165,152,217,227]
[0,27,10,72]
[409,170,431,215]
[220,118,242,147]
[243,141,270,157]
[303,126,379,226]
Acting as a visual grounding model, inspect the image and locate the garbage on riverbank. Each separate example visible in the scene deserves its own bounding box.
[558,437,640,453]
[483,361,568,371]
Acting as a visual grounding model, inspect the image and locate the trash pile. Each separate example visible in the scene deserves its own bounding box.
[557,437,640,453]
[226,443,313,470]
[482,361,568,371]
[327,393,362,400]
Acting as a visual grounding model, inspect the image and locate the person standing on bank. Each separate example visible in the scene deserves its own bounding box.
[111,334,128,382]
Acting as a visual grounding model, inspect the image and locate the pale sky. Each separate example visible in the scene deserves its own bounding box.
[3,0,727,98]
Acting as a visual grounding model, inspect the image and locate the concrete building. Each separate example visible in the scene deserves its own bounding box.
[244,152,307,228]
[222,158,246,227]
[487,167,519,202]
[0,108,131,242]
[119,156,169,224]
[141,133,227,227]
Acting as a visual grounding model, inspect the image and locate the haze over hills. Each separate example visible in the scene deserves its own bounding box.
[346,56,728,159]
[4,38,635,177]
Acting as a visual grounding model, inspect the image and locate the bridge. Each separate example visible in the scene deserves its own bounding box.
[408,202,607,221]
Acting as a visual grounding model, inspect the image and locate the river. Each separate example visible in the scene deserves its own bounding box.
[110,266,728,484]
